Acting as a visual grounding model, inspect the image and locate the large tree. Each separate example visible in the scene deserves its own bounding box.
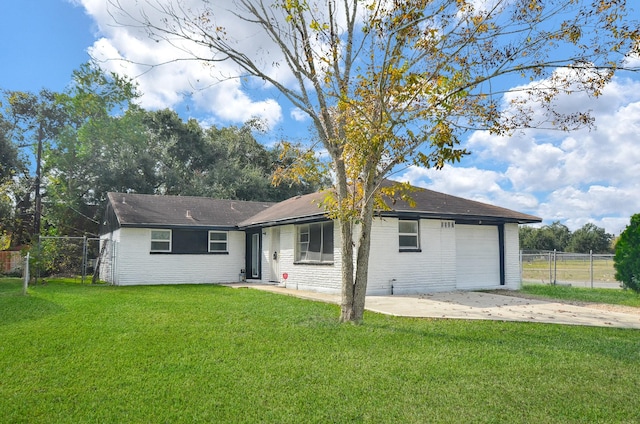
[0,114,21,183]
[520,221,571,252]
[43,63,143,236]
[568,223,613,254]
[141,109,319,201]
[614,214,640,293]
[43,64,320,236]
[0,114,21,248]
[1,89,67,246]
[520,221,613,253]
[109,0,639,322]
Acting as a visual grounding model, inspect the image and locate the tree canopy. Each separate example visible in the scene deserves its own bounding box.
[520,222,614,253]
[567,223,613,254]
[0,88,68,247]
[614,214,640,293]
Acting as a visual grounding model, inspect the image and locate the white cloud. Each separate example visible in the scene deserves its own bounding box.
[538,185,639,235]
[400,165,502,197]
[80,0,286,127]
[397,165,539,214]
[290,107,308,122]
[623,47,640,69]
[402,73,640,235]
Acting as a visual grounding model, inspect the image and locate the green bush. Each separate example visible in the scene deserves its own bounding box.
[614,213,640,293]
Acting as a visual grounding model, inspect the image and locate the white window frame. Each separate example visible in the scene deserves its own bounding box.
[296,221,334,263]
[208,231,228,253]
[150,229,172,253]
[399,220,420,251]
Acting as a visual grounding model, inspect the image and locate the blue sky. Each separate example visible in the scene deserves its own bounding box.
[2,0,640,236]
[0,1,94,92]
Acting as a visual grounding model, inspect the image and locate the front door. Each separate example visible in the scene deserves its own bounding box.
[269,228,280,283]
[246,230,261,280]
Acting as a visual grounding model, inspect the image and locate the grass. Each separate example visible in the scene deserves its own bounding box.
[1,278,639,423]
[520,283,640,308]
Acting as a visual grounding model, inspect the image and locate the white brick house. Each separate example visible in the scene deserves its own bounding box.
[100,184,541,293]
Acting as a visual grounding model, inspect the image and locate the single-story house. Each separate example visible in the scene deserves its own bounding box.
[99,184,541,294]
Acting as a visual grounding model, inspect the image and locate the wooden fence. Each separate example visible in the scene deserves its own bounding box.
[0,251,22,274]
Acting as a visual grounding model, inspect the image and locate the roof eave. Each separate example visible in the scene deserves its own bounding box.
[239,213,329,229]
[378,210,542,224]
[119,222,240,230]
[241,210,541,229]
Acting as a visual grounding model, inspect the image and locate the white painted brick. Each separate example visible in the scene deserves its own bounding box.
[106,228,246,285]
[367,218,457,295]
[277,224,342,293]
[504,223,522,290]
[102,219,524,294]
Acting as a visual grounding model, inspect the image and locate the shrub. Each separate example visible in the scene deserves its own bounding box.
[614,213,640,293]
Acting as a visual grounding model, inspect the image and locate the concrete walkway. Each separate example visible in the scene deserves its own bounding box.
[228,284,640,329]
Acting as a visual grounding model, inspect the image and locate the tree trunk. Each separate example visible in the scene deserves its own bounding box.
[338,217,356,322]
[352,188,376,322]
[339,177,377,323]
[334,159,357,323]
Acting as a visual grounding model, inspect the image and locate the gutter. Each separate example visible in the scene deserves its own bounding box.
[238,213,329,230]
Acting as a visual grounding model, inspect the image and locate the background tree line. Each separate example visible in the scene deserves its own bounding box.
[519,221,614,254]
[0,63,322,249]
[524,215,640,294]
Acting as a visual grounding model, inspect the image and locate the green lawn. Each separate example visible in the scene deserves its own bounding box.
[1,278,639,423]
[520,283,640,308]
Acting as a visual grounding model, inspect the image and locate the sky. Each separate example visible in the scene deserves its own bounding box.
[1,0,639,236]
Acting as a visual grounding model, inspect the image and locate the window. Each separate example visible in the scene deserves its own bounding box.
[150,229,171,252]
[173,229,207,254]
[399,220,419,251]
[209,231,228,253]
[150,229,229,254]
[296,221,334,263]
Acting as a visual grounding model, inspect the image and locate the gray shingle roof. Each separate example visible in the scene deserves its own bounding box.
[107,182,541,230]
[238,183,541,227]
[380,185,541,223]
[107,192,274,228]
[238,190,329,227]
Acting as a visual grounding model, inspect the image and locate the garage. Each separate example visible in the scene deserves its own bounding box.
[455,224,501,289]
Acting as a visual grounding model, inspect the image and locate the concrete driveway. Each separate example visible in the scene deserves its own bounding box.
[231,284,640,329]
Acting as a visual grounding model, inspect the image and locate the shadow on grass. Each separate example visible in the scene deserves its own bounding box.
[0,280,65,326]
[362,312,640,364]
[0,278,24,295]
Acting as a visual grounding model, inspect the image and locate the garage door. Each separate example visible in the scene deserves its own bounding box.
[455,225,500,289]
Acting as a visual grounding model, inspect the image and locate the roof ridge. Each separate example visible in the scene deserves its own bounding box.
[108,191,276,205]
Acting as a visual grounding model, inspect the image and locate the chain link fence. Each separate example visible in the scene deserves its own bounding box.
[520,250,620,288]
[31,236,101,283]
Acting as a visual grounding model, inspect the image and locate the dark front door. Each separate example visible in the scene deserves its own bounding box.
[246,229,261,279]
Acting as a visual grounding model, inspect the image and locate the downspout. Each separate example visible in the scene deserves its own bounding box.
[498,224,505,286]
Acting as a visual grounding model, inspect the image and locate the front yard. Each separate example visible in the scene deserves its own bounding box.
[1,278,639,423]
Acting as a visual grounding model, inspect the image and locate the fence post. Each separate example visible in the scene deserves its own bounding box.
[590,250,594,289]
[81,236,87,284]
[519,250,523,284]
[553,249,557,285]
[22,252,29,295]
[548,251,552,284]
